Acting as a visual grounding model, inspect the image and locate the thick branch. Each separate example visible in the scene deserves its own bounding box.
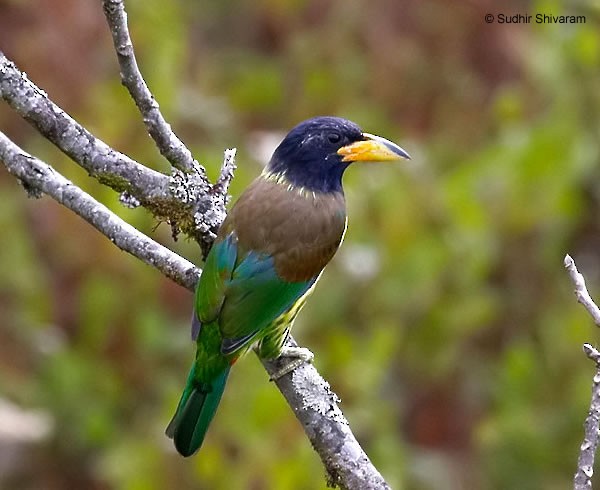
[0,52,219,241]
[565,254,600,490]
[101,0,203,175]
[0,51,169,202]
[263,339,391,489]
[0,132,199,290]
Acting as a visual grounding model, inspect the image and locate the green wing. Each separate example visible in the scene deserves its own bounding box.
[193,232,315,355]
[192,233,237,340]
[219,249,315,354]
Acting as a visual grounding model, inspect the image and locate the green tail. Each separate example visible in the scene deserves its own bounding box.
[166,363,231,457]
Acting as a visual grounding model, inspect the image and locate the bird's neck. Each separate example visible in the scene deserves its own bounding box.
[260,169,344,198]
[263,160,347,194]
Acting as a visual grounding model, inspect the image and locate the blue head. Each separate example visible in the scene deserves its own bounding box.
[266,116,410,194]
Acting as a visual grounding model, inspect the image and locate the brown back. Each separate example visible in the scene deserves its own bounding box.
[220,176,347,282]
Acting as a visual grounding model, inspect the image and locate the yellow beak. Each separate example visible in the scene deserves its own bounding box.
[337,132,411,163]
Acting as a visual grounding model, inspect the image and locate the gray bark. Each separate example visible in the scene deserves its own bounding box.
[102,0,201,174]
[0,132,200,290]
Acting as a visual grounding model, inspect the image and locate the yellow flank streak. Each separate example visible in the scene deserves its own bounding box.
[256,274,321,359]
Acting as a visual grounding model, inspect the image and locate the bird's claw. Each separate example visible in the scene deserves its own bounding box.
[269,346,314,381]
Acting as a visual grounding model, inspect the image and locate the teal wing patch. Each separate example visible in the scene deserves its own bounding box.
[219,250,315,355]
[192,233,238,340]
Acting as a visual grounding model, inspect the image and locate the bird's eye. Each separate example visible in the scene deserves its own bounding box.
[328,132,341,144]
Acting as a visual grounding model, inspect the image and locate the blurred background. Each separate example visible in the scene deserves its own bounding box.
[1,0,600,488]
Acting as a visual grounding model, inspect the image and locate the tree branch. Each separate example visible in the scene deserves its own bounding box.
[213,148,237,196]
[564,254,600,490]
[0,132,199,290]
[101,0,202,175]
[0,51,169,202]
[565,254,600,327]
[0,51,225,243]
[263,339,391,489]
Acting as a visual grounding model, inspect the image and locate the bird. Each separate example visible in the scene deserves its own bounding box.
[166,116,410,457]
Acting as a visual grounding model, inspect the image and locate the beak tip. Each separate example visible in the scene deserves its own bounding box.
[384,141,411,161]
[364,132,411,161]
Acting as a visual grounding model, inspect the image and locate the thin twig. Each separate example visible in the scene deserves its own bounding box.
[584,344,600,364]
[194,147,237,258]
[565,254,600,327]
[101,0,204,175]
[212,148,237,197]
[0,132,199,290]
[565,254,600,489]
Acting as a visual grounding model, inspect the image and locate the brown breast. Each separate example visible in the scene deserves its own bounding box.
[220,176,347,282]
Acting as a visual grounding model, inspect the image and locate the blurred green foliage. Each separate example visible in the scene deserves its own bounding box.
[2,0,600,488]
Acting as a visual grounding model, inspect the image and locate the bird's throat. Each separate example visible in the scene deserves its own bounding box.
[261,166,346,195]
[261,170,317,199]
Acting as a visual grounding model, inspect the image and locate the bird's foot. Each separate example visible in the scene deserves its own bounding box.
[269,346,314,381]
